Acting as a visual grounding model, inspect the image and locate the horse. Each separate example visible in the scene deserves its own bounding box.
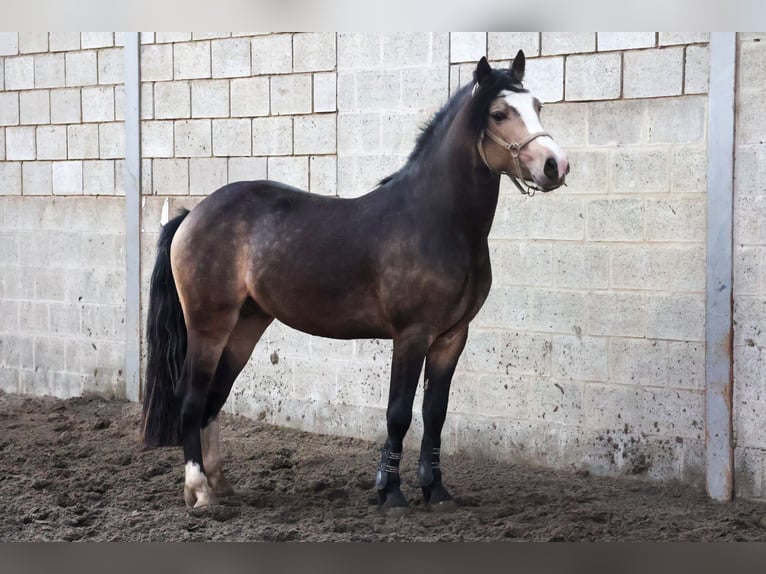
[141,51,569,515]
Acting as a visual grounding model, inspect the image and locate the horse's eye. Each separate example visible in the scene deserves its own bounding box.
[491,112,505,122]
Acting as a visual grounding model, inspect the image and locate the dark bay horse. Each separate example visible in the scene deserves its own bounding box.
[142,52,569,514]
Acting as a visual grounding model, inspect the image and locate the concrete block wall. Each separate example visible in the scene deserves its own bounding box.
[0,33,126,398]
[733,32,766,498]
[6,32,766,492]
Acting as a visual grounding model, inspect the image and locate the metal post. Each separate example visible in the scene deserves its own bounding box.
[705,32,737,502]
[124,33,142,403]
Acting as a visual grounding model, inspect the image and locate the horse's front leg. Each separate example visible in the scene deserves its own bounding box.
[376,330,430,516]
[418,325,468,512]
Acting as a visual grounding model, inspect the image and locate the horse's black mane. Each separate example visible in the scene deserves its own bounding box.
[378,66,526,187]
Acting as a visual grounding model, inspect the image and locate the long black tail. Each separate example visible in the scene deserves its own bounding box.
[141,209,191,447]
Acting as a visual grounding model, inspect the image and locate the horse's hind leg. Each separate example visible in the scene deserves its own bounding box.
[201,312,273,497]
[418,324,468,512]
[179,315,238,508]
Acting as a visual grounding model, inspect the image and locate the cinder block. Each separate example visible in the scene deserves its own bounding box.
[610,338,668,387]
[309,155,336,195]
[18,32,47,54]
[553,335,608,382]
[173,41,211,80]
[685,45,709,94]
[5,55,35,90]
[587,292,645,337]
[230,76,270,117]
[450,32,486,63]
[252,116,292,156]
[50,88,81,124]
[528,197,585,240]
[671,146,707,193]
[381,32,433,66]
[212,118,252,156]
[336,154,403,197]
[541,102,588,147]
[611,245,704,291]
[228,157,267,183]
[67,124,99,159]
[155,33,191,43]
[646,293,705,341]
[524,57,564,103]
[337,33,382,70]
[191,80,229,118]
[498,331,552,377]
[81,86,114,122]
[0,92,19,125]
[211,37,251,78]
[344,69,401,112]
[488,32,540,59]
[7,126,37,160]
[588,99,645,145]
[152,158,189,195]
[402,66,447,111]
[0,128,4,160]
[528,379,585,425]
[561,150,609,194]
[98,122,124,159]
[474,285,531,330]
[0,32,19,55]
[735,297,766,348]
[270,73,312,115]
[268,156,309,189]
[81,32,113,49]
[52,161,83,195]
[49,302,80,336]
[293,114,336,155]
[65,51,98,87]
[553,243,609,289]
[193,33,230,41]
[667,341,704,390]
[612,149,669,194]
[35,126,67,159]
[643,387,704,439]
[294,32,336,72]
[624,48,684,98]
[141,120,174,157]
[658,32,708,46]
[153,81,190,119]
[174,119,212,157]
[645,198,705,242]
[189,157,228,195]
[83,160,115,195]
[19,90,50,125]
[737,89,766,145]
[646,95,706,144]
[587,198,644,241]
[313,72,336,113]
[597,32,655,51]
[565,53,621,101]
[251,34,293,75]
[735,245,763,296]
[141,44,173,81]
[542,33,595,55]
[531,289,587,334]
[49,32,80,52]
[97,47,123,84]
[584,383,646,432]
[34,53,65,88]
[492,241,552,286]
[22,161,52,195]
[337,112,380,154]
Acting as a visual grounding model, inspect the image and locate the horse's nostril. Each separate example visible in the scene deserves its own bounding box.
[544,157,558,180]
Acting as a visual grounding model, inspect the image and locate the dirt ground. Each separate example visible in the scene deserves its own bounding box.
[1,391,766,542]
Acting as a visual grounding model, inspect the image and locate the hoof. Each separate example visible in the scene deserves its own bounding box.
[184,485,214,508]
[184,461,215,508]
[422,484,457,512]
[210,474,235,498]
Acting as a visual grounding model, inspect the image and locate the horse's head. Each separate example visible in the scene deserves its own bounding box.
[472,51,569,193]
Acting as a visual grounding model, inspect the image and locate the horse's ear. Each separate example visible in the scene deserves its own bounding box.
[474,56,492,85]
[510,49,525,82]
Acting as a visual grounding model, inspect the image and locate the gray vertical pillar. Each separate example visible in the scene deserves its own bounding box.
[124,33,142,403]
[705,32,736,502]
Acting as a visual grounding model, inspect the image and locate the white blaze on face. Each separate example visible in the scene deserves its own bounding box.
[499,90,569,181]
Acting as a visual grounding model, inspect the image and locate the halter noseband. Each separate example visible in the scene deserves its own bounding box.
[477,129,555,196]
